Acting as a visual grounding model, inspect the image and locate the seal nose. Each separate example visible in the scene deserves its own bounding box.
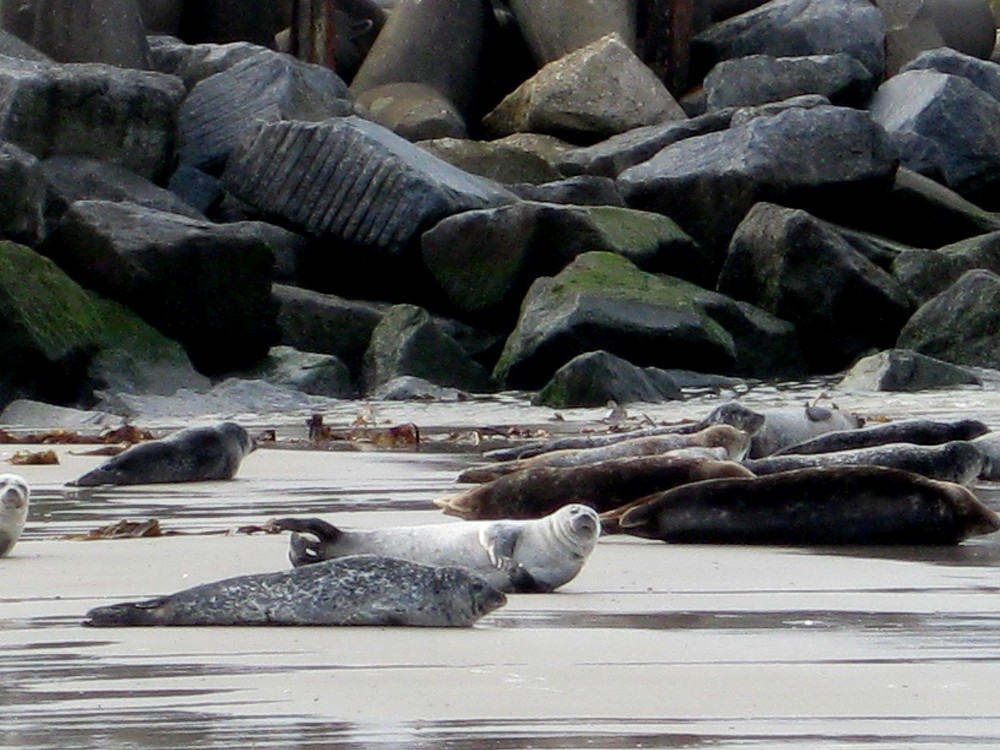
[1,485,25,510]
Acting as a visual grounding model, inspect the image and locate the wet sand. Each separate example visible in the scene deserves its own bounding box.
[4,390,1000,749]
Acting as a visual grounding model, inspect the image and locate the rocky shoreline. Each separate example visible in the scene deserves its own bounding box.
[2,0,1000,419]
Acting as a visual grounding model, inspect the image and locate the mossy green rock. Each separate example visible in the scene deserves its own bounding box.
[493,252,736,389]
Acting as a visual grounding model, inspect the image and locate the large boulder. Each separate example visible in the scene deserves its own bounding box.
[421,201,706,325]
[893,231,1000,303]
[837,348,982,391]
[177,49,351,173]
[0,142,45,246]
[896,269,1000,368]
[868,69,1000,208]
[417,137,562,185]
[29,0,150,69]
[0,56,184,182]
[39,201,278,374]
[617,104,899,265]
[533,349,682,408]
[482,33,686,143]
[691,0,887,80]
[356,82,468,141]
[718,203,913,372]
[493,252,736,389]
[875,0,998,74]
[147,37,264,89]
[506,0,637,65]
[0,241,103,408]
[240,345,355,399]
[901,47,1000,101]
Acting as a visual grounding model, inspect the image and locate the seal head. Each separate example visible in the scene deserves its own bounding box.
[0,473,29,558]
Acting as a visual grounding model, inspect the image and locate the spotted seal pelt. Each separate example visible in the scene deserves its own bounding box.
[744,440,989,485]
[460,425,750,484]
[0,474,29,558]
[772,418,990,456]
[68,422,255,487]
[83,555,506,627]
[271,504,601,593]
[608,465,1000,546]
[437,455,754,521]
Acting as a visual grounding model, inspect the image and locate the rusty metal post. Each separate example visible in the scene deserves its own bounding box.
[290,0,338,70]
[639,0,693,95]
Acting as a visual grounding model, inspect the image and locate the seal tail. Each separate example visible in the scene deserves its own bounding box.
[84,598,169,627]
[433,493,476,519]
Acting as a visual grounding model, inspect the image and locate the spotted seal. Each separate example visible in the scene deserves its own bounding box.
[0,474,29,558]
[437,455,754,521]
[68,422,255,487]
[460,425,750,484]
[610,465,999,545]
[699,403,865,458]
[773,418,990,456]
[83,554,506,627]
[744,440,989,485]
[271,504,601,593]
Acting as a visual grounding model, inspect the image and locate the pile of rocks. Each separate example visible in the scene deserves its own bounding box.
[1,0,999,414]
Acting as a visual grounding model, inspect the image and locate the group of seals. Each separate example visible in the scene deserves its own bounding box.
[270,504,601,593]
[69,422,256,487]
[0,474,29,558]
[84,555,506,627]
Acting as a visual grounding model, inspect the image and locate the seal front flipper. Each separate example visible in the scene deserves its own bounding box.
[270,517,343,567]
[478,524,546,592]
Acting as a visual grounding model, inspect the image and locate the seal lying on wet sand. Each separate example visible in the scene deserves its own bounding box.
[68,422,255,487]
[83,554,506,627]
[0,474,29,558]
[271,504,600,593]
[609,465,999,545]
[773,418,990,456]
[700,402,864,458]
[437,455,754,521]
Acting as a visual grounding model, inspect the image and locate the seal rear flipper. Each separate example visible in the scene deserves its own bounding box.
[433,492,476,519]
[268,517,343,542]
[83,596,170,627]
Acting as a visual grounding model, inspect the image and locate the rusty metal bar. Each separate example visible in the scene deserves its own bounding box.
[639,0,693,95]
[290,0,338,70]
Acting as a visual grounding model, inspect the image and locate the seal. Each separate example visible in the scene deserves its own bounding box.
[460,425,750,483]
[610,465,1000,545]
[744,440,989,485]
[68,422,255,487]
[438,455,754,521]
[972,432,1000,479]
[0,473,29,558]
[271,504,601,593]
[773,418,990,456]
[82,554,507,627]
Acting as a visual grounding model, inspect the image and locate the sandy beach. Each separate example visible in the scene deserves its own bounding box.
[4,391,1000,748]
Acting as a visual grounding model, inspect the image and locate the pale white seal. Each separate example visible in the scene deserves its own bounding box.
[271,503,601,593]
[0,473,29,558]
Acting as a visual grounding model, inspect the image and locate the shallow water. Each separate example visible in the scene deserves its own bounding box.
[5,383,1000,749]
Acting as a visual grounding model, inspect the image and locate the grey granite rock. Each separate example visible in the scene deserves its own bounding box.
[838,348,982,391]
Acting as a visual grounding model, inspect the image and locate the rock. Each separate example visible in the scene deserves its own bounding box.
[838,348,982,391]
[873,0,996,73]
[718,203,913,372]
[178,49,351,173]
[147,37,264,89]
[0,399,123,430]
[421,202,706,326]
[356,82,468,141]
[893,231,1000,304]
[29,0,151,69]
[508,175,625,207]
[691,0,886,80]
[222,116,517,258]
[533,350,682,408]
[868,69,1000,208]
[926,0,997,59]
[362,304,497,394]
[42,156,204,228]
[272,284,384,375]
[371,375,470,402]
[0,142,45,246]
[482,33,687,143]
[350,0,491,118]
[0,24,51,63]
[558,109,734,179]
[617,104,899,265]
[87,295,211,397]
[0,241,103,408]
[704,53,876,110]
[166,164,223,215]
[417,137,562,185]
[896,269,1000,368]
[506,0,637,65]
[177,0,285,47]
[493,252,736,390]
[241,345,355,399]
[0,56,184,182]
[137,0,182,35]
[39,201,277,375]
[901,46,1000,102]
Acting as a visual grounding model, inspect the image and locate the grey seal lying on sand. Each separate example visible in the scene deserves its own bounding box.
[0,474,29,558]
[83,554,506,627]
[271,504,600,593]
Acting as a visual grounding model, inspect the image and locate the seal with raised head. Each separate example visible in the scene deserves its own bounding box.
[83,554,506,627]
[438,455,754,521]
[68,422,255,487]
[744,440,989,485]
[271,504,601,593]
[610,465,1000,545]
[773,418,990,456]
[460,425,750,484]
[0,474,29,558]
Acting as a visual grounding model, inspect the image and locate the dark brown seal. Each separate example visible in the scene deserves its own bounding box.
[611,465,999,545]
[437,455,754,520]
